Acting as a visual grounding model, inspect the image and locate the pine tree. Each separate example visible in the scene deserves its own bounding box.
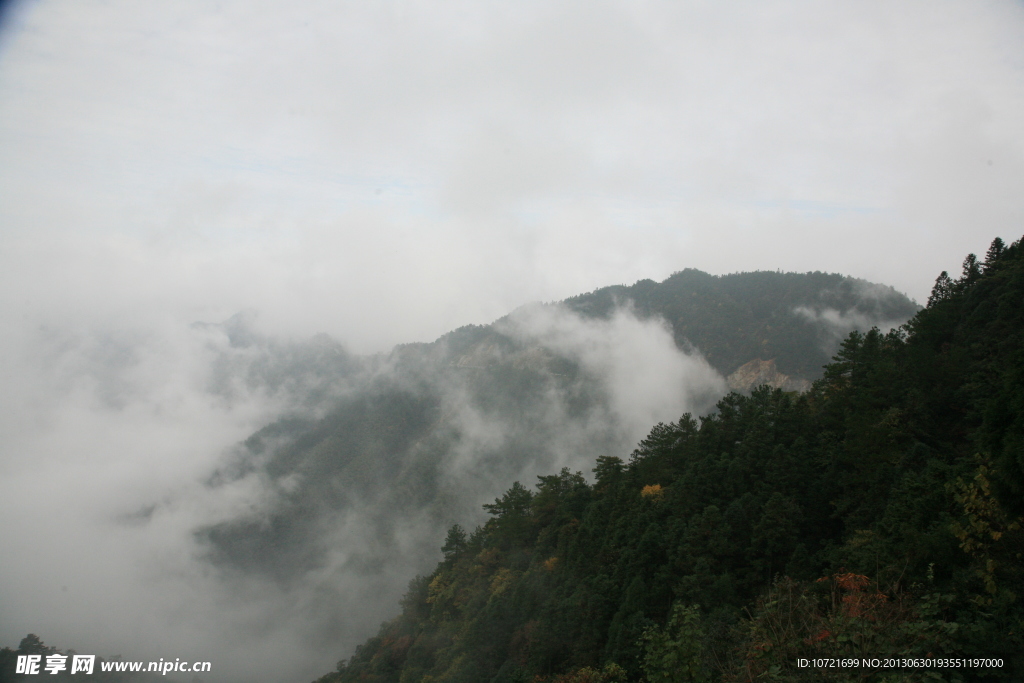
[984,236,1006,269]
[927,270,953,305]
[961,252,981,285]
[441,524,467,562]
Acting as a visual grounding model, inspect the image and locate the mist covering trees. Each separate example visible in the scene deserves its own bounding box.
[314,237,1024,682]
[201,269,918,587]
[0,267,922,683]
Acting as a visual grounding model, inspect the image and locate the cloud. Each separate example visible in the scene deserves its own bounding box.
[0,302,726,683]
[0,320,298,678]
[790,275,923,350]
[792,306,907,351]
[501,303,725,441]
[1,1,1023,680]
[2,1,1022,346]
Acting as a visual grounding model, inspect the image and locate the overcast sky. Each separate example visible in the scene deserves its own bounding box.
[1,0,1022,353]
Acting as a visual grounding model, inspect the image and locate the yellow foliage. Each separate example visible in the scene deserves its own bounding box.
[426,574,447,604]
[641,484,664,499]
[543,556,559,571]
[490,568,514,596]
[471,547,502,577]
[949,455,1023,599]
[478,547,501,567]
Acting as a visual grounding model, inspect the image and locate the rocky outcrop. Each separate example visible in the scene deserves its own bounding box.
[727,358,811,393]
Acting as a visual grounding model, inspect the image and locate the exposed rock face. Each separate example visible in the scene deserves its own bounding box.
[727,358,811,393]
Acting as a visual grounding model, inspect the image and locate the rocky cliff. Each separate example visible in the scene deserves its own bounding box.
[726,357,811,393]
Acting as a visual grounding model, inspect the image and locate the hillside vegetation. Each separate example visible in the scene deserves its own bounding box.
[314,238,1024,683]
[200,270,917,589]
[563,269,915,379]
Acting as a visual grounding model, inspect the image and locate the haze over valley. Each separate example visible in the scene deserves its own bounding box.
[1,2,1022,682]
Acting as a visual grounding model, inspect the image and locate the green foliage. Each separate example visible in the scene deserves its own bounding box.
[642,604,710,683]
[202,268,918,583]
[442,525,468,563]
[724,575,970,683]
[564,268,919,379]
[316,237,1024,683]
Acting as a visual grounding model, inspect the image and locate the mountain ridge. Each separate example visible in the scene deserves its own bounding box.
[311,236,1024,683]
[186,266,920,672]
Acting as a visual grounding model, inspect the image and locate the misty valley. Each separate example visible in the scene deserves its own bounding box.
[7,241,1024,682]
[5,1,1024,680]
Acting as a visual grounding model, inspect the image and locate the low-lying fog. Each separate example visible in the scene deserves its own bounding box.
[1,2,1022,682]
[0,302,730,682]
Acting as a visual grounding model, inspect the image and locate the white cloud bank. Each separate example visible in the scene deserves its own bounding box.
[1,1,1023,680]
[0,304,726,683]
[1,1,1023,353]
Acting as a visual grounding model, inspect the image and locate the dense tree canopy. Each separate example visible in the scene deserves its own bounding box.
[201,268,915,587]
[315,237,1024,683]
[563,268,918,379]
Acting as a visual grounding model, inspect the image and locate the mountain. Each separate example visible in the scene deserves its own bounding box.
[195,268,917,577]
[312,237,1024,683]
[190,269,918,660]
[562,268,916,380]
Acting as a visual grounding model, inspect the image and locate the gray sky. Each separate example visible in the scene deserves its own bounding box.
[1,2,1023,681]
[1,0,1022,352]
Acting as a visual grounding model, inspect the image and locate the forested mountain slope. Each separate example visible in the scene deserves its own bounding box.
[199,270,917,593]
[314,237,1024,683]
[563,269,914,379]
